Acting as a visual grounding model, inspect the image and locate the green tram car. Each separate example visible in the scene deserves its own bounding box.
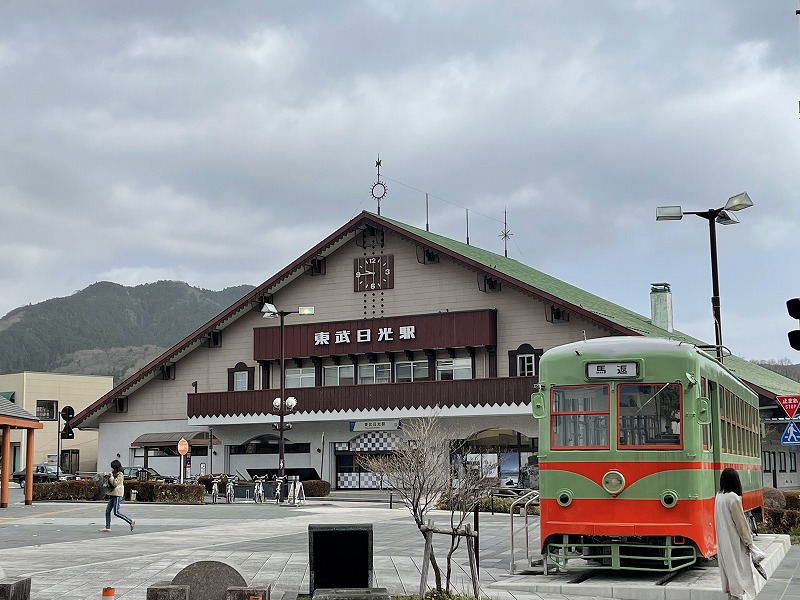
[532,336,762,571]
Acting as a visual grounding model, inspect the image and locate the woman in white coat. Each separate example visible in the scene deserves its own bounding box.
[714,467,755,600]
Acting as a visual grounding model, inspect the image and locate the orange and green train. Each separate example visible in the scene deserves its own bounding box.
[532,336,762,572]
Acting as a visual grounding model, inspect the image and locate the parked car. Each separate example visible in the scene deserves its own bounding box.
[11,464,69,487]
[121,467,177,483]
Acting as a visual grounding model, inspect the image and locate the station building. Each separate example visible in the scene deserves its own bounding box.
[70,212,800,489]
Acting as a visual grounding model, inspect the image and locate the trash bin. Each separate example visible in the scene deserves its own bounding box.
[308,524,373,595]
[130,489,138,502]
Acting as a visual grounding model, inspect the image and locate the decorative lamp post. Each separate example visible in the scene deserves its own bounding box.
[261,303,314,480]
[656,192,753,362]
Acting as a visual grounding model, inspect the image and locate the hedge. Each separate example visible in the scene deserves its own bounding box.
[32,480,205,504]
[435,494,539,515]
[303,480,331,497]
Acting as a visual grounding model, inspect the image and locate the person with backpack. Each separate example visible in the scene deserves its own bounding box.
[99,459,135,532]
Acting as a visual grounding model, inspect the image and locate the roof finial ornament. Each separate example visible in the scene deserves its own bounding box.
[370,154,387,215]
[499,208,512,257]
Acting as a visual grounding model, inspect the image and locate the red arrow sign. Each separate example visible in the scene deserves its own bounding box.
[777,395,800,419]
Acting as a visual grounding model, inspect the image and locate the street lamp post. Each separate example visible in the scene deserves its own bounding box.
[656,192,754,362]
[261,303,314,480]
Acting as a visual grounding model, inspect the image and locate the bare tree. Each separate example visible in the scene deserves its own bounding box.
[360,412,496,596]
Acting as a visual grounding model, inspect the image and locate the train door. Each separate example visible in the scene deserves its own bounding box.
[707,379,722,470]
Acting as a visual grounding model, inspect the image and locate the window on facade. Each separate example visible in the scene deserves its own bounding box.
[517,354,536,377]
[780,452,787,472]
[551,385,609,448]
[324,365,355,386]
[791,453,797,473]
[436,358,472,380]
[285,367,315,388]
[762,451,773,472]
[36,400,58,421]
[229,435,310,454]
[396,361,430,382]
[233,371,248,391]
[358,363,391,384]
[618,383,682,448]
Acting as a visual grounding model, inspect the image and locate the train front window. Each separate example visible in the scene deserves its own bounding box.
[618,383,682,448]
[551,385,609,449]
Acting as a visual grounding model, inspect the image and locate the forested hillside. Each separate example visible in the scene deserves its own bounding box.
[0,281,254,382]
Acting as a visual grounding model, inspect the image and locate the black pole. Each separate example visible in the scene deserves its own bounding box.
[209,427,213,476]
[707,212,724,362]
[278,311,286,479]
[473,504,480,577]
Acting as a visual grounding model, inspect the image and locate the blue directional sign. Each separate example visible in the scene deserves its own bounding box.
[781,421,800,446]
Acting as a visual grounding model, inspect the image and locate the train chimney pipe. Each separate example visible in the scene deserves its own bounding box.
[650,283,674,333]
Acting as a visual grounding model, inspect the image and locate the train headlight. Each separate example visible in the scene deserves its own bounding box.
[556,489,573,507]
[601,470,625,495]
[660,490,679,508]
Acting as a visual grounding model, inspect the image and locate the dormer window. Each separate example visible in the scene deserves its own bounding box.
[228,362,255,391]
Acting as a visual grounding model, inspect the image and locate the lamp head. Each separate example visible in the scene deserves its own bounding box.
[273,397,282,410]
[298,306,315,316]
[723,191,753,212]
[285,396,297,410]
[716,210,740,226]
[656,206,683,221]
[261,303,279,318]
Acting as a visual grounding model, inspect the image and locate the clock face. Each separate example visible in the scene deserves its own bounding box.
[354,255,394,292]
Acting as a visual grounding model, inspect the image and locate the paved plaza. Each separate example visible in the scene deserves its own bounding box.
[0,486,798,600]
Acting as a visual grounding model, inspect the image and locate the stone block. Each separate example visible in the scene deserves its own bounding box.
[226,586,270,600]
[171,560,247,600]
[308,524,373,595]
[312,588,389,600]
[146,584,190,600]
[0,576,31,600]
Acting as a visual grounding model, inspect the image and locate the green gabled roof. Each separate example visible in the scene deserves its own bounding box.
[378,214,800,398]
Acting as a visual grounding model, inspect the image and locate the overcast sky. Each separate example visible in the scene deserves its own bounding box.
[1,2,798,361]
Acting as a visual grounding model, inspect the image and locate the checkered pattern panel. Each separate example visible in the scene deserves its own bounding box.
[334,442,350,451]
[359,472,385,489]
[337,473,360,488]
[351,431,401,452]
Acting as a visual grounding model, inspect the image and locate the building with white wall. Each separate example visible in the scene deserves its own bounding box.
[70,212,800,488]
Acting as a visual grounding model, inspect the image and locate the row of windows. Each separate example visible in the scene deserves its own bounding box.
[714,378,760,458]
[551,383,683,449]
[763,451,798,473]
[227,347,541,391]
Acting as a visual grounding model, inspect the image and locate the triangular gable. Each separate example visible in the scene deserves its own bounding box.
[71,211,800,428]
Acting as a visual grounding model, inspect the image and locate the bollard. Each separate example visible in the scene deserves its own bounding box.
[389,492,393,509]
[102,587,115,598]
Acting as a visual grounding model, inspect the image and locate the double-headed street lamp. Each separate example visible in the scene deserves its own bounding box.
[261,303,314,479]
[656,192,754,362]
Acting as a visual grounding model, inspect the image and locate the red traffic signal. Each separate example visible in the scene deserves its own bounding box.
[789,299,800,351]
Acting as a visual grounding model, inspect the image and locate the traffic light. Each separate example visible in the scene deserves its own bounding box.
[788,298,800,350]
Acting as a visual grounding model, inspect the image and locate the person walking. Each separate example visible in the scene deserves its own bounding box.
[99,459,135,533]
[714,467,755,600]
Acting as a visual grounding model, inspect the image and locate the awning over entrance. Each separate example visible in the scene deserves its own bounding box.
[0,391,15,402]
[130,431,220,447]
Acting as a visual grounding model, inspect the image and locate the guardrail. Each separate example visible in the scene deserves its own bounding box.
[509,490,540,574]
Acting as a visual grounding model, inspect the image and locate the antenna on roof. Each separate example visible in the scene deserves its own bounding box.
[499,208,512,257]
[370,155,387,215]
[465,209,470,245]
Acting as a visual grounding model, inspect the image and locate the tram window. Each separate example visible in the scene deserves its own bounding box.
[618,383,682,448]
[791,453,797,473]
[551,385,609,449]
[780,452,787,472]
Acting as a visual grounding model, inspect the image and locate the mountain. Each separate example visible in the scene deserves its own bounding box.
[0,281,255,383]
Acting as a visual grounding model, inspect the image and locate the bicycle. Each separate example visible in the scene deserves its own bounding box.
[253,475,265,504]
[274,476,285,504]
[211,475,221,504]
[226,476,237,504]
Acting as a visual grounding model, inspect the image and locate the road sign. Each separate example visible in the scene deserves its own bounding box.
[777,395,800,419]
[781,421,800,446]
[177,438,189,456]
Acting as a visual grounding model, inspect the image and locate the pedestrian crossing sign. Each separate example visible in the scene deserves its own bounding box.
[781,421,800,446]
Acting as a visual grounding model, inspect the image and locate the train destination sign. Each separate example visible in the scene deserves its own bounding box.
[776,395,800,419]
[586,361,639,379]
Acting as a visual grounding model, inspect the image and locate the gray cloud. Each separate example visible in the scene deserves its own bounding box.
[0,1,797,360]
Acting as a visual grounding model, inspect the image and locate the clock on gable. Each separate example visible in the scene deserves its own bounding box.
[354,255,394,292]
